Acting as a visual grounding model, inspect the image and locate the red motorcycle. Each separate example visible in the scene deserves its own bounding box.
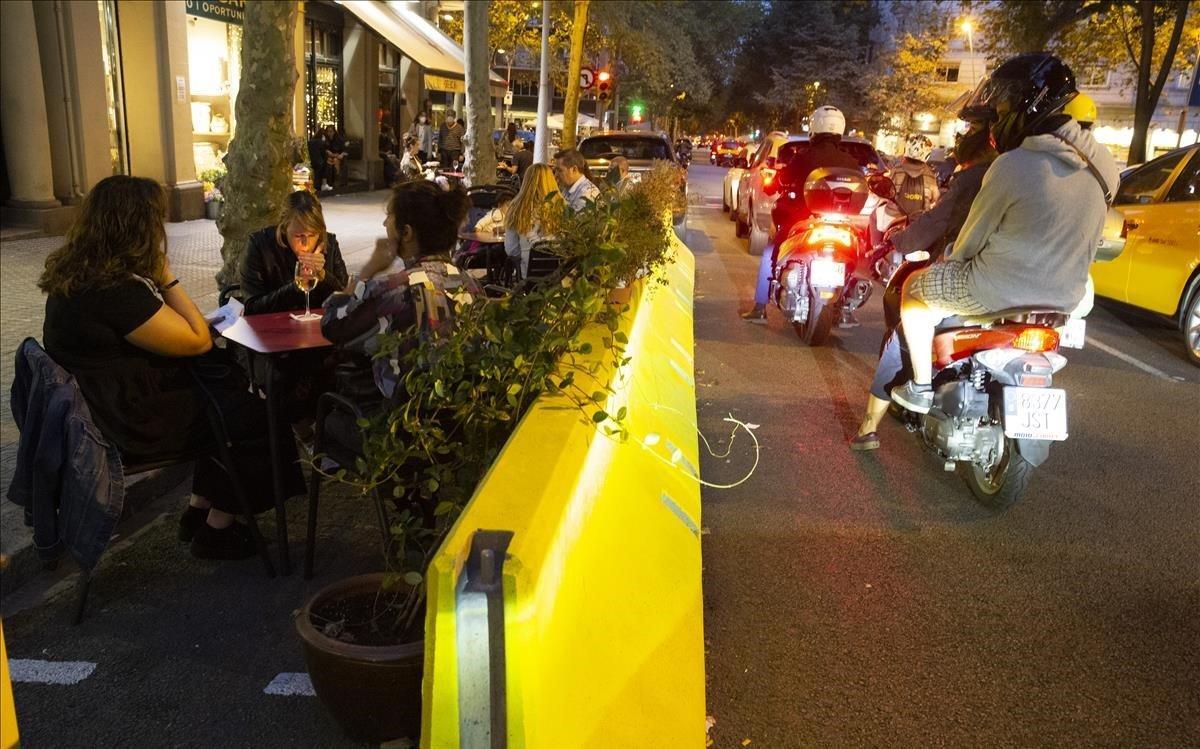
[883,258,1079,509]
[770,168,875,345]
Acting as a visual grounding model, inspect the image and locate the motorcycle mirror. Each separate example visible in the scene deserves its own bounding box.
[868,174,896,200]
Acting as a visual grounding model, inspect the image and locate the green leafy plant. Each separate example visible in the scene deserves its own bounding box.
[321,164,684,641]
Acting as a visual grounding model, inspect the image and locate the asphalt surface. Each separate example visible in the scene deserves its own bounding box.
[690,164,1200,747]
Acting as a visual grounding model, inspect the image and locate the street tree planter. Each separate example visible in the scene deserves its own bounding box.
[296,573,424,744]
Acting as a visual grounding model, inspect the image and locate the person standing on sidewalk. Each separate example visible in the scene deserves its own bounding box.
[409,113,434,163]
[440,111,465,169]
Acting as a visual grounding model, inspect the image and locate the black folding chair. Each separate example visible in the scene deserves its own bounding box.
[303,392,393,579]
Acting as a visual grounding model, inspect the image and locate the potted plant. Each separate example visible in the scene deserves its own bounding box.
[200,167,227,220]
[295,163,684,743]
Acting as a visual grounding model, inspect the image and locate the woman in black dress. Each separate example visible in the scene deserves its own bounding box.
[40,176,306,560]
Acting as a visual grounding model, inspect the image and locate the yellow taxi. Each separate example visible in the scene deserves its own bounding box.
[1092,144,1200,364]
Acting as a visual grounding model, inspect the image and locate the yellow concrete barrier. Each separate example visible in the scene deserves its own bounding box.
[422,240,703,747]
[1,620,17,749]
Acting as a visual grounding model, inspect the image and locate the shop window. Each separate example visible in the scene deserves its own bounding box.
[98,0,128,175]
[305,20,343,138]
[186,13,242,178]
[934,64,960,83]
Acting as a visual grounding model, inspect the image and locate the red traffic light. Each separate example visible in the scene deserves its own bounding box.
[597,71,612,103]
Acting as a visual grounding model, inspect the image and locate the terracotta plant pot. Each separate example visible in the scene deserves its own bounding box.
[607,284,635,305]
[296,573,424,744]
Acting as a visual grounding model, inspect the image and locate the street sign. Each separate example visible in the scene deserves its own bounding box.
[504,89,514,106]
[580,66,596,91]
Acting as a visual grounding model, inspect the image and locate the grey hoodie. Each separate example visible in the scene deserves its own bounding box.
[947,119,1119,312]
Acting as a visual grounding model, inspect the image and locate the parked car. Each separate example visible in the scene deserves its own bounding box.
[1091,144,1200,364]
[736,133,883,255]
[723,164,746,219]
[578,131,688,232]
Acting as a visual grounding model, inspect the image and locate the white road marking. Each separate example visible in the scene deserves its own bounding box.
[9,659,96,685]
[1087,335,1179,381]
[263,672,316,696]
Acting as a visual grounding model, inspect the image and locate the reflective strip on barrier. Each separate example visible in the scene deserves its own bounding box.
[1,620,17,749]
[422,240,703,748]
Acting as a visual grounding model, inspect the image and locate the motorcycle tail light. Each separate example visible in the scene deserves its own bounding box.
[1013,327,1059,352]
[1016,373,1049,387]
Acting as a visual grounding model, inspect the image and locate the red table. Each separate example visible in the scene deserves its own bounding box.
[222,310,333,575]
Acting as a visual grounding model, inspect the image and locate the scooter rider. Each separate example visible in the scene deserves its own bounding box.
[890,53,1118,416]
[742,106,859,323]
[850,112,998,450]
[889,134,940,218]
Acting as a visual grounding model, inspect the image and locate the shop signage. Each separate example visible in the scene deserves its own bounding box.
[426,74,466,94]
[184,0,245,25]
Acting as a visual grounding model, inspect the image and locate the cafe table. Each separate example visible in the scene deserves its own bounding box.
[220,310,333,575]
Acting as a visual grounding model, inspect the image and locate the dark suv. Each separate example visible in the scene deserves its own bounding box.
[577,132,687,230]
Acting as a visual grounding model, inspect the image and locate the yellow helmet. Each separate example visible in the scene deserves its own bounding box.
[1064,92,1097,126]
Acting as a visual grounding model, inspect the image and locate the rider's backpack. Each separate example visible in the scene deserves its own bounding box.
[892,164,937,217]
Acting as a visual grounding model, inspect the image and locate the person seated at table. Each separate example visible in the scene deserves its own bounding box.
[472,190,515,237]
[321,180,482,407]
[504,163,564,278]
[39,175,306,560]
[379,123,401,186]
[399,134,423,182]
[240,190,349,315]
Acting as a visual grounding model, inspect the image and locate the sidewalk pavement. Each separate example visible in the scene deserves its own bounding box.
[0,190,392,594]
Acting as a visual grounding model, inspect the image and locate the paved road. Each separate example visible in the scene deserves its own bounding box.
[691,164,1200,747]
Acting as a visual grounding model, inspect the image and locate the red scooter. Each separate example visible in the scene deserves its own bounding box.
[770,168,875,345]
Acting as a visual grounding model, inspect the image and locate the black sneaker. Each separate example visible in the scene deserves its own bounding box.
[177,505,209,543]
[190,522,257,561]
[741,306,767,324]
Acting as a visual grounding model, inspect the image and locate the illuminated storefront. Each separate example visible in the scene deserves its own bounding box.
[305,3,344,138]
[184,0,243,178]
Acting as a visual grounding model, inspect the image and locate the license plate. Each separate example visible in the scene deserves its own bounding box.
[1003,387,1068,441]
[1058,318,1086,349]
[810,259,845,287]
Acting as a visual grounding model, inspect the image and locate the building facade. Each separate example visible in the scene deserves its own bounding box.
[0,0,505,231]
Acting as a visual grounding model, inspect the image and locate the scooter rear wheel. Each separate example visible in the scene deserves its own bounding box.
[793,303,834,346]
[959,434,1036,511]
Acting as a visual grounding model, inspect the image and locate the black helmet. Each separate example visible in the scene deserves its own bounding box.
[962,52,1077,153]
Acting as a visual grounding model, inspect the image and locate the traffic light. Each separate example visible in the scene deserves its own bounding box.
[630,103,643,124]
[597,70,612,104]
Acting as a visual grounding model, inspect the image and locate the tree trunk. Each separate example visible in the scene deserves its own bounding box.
[534,0,552,164]
[216,1,299,287]
[1126,0,1190,166]
[560,0,590,150]
[463,0,495,187]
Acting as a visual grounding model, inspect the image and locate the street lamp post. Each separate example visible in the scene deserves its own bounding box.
[960,19,976,87]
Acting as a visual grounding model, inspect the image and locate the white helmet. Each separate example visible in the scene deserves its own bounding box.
[809,106,845,137]
[905,134,934,161]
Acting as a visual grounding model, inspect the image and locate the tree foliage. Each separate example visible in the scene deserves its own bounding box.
[973,0,1198,164]
[866,29,949,136]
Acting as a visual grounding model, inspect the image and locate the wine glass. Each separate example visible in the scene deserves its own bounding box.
[290,260,324,321]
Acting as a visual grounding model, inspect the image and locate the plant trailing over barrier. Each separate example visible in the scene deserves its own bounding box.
[323,162,685,641]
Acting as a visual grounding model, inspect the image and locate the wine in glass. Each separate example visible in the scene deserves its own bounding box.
[291,260,324,321]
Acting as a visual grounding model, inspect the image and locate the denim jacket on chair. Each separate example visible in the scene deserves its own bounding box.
[8,338,124,571]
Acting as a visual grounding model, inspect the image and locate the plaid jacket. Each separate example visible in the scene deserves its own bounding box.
[321,258,480,399]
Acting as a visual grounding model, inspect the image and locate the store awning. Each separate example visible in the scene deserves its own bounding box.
[335,1,507,95]
[548,112,601,130]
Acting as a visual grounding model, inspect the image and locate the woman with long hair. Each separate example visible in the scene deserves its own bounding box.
[504,163,565,277]
[41,175,306,560]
